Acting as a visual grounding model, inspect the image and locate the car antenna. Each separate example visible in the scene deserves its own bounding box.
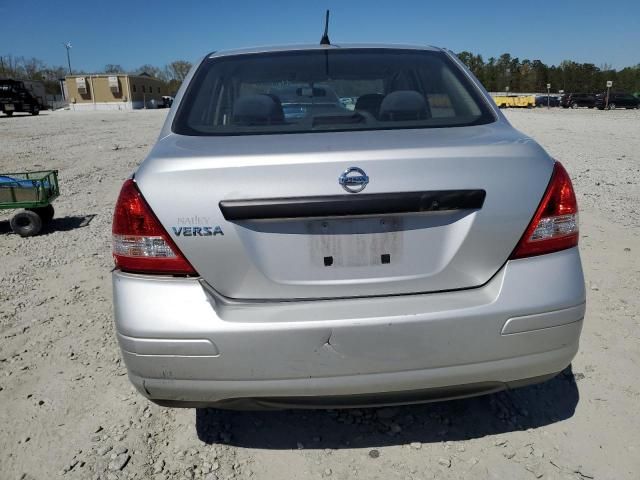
[320,10,331,45]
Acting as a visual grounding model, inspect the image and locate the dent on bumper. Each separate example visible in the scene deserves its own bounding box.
[113,248,585,400]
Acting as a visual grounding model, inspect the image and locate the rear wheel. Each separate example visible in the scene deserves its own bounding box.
[571,102,578,109]
[31,105,40,116]
[10,210,42,237]
[28,204,54,224]
[4,110,13,117]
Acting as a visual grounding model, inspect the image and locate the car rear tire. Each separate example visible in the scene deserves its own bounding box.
[10,210,43,237]
[31,106,40,116]
[28,204,54,224]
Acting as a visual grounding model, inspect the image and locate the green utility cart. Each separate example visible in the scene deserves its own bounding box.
[0,170,59,237]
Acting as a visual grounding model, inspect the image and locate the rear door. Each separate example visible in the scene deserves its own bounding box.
[622,94,637,107]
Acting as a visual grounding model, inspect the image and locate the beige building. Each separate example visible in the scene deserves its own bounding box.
[64,74,167,110]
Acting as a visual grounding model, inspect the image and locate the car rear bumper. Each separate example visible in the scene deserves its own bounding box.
[112,248,585,407]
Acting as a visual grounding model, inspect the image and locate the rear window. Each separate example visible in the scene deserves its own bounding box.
[173,48,495,136]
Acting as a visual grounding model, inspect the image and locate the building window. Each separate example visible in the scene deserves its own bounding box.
[157,87,160,93]
[132,85,137,92]
[142,86,146,93]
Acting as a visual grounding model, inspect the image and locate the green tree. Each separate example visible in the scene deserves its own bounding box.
[483,57,499,91]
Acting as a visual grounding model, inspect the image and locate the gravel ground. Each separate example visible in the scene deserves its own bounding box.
[0,108,638,480]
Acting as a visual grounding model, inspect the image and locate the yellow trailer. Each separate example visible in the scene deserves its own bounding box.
[492,95,535,108]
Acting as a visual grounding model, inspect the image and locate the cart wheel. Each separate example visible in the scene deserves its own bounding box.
[29,204,54,224]
[10,210,42,237]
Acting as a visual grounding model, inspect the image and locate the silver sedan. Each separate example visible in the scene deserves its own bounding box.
[111,44,585,408]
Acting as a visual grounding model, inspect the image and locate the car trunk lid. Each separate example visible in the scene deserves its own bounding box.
[135,124,553,300]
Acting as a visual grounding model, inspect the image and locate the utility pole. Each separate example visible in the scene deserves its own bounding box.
[64,42,72,75]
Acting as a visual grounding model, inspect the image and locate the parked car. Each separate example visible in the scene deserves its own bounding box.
[112,44,585,409]
[535,95,561,107]
[0,79,46,116]
[560,93,596,109]
[595,92,640,110]
[269,84,344,120]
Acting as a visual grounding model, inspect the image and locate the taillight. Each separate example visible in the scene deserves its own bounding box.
[510,161,579,259]
[112,179,197,275]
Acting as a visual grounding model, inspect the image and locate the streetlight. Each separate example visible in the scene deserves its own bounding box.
[63,42,72,75]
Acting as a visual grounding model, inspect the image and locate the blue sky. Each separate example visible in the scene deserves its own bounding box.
[2,1,639,72]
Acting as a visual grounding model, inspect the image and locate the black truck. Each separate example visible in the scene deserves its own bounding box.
[0,79,46,116]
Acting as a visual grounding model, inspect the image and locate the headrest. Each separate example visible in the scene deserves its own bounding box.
[355,93,385,117]
[232,94,284,126]
[379,91,429,121]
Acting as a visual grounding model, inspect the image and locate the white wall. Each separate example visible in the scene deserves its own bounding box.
[70,101,160,111]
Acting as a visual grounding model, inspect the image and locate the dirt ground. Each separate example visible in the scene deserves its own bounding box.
[1,108,638,480]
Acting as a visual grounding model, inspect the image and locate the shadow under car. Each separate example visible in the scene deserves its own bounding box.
[194,366,580,449]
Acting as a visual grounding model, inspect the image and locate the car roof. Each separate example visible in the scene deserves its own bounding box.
[208,43,443,59]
